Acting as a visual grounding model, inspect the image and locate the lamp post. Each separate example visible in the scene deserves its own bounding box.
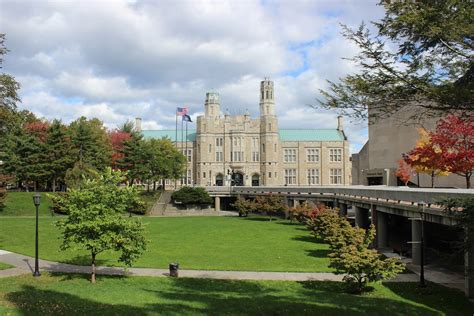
[419,201,426,288]
[33,193,41,277]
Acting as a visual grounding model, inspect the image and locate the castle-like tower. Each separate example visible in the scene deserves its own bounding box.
[142,79,351,188]
[259,79,280,185]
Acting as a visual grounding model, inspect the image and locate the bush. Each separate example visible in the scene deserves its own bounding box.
[171,186,212,205]
[231,196,257,217]
[0,188,6,210]
[49,192,69,215]
[253,195,287,221]
[128,198,147,215]
[288,202,314,223]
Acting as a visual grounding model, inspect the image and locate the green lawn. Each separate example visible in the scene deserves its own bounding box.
[0,262,14,270]
[0,192,54,216]
[0,273,472,315]
[0,216,332,272]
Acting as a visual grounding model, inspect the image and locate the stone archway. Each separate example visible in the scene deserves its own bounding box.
[215,173,223,186]
[231,171,244,186]
[251,174,260,186]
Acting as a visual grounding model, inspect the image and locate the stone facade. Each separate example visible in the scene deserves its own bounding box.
[142,79,351,187]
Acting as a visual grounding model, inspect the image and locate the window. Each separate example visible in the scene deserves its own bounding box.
[283,149,297,163]
[266,90,269,99]
[268,123,271,131]
[203,172,206,178]
[307,169,319,185]
[216,137,223,147]
[274,143,277,152]
[182,149,192,162]
[216,151,223,162]
[252,151,259,162]
[329,148,342,162]
[187,169,192,185]
[307,148,319,162]
[330,169,342,184]
[232,151,244,162]
[209,144,212,153]
[262,143,265,153]
[284,169,297,185]
[268,172,271,178]
[261,91,264,99]
[197,144,200,153]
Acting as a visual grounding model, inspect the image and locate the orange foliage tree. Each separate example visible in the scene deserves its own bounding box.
[394,159,413,186]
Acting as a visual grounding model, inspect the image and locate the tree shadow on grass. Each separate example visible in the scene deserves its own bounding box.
[383,282,474,315]
[3,275,461,315]
[305,249,331,258]
[242,217,271,222]
[292,235,321,243]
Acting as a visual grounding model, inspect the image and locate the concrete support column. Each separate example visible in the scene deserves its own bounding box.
[339,203,348,217]
[376,211,388,248]
[411,220,422,265]
[354,206,369,229]
[466,249,474,298]
[215,197,221,212]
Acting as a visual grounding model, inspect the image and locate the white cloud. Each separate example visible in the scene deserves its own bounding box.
[1,0,385,153]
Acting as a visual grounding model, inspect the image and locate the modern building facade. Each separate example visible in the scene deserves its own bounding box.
[352,105,468,188]
[141,79,351,187]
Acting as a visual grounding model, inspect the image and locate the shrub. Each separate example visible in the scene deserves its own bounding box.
[128,198,147,215]
[49,192,69,215]
[288,202,314,223]
[171,186,212,205]
[231,196,257,217]
[254,195,287,221]
[0,188,6,210]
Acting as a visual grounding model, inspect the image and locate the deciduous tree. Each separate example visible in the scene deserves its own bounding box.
[395,158,413,186]
[56,168,148,283]
[431,115,474,188]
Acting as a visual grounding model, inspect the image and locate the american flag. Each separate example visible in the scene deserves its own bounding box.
[176,107,188,116]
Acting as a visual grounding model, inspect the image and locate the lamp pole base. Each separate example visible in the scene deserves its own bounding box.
[33,271,41,277]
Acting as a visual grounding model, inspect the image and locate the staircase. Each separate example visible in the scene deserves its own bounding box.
[150,191,173,215]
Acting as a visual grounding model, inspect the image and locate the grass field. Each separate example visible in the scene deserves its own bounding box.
[0,192,54,216]
[0,273,472,315]
[0,216,332,272]
[0,191,161,216]
[0,262,14,270]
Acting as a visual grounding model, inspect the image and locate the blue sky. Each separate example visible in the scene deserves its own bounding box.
[0,0,384,153]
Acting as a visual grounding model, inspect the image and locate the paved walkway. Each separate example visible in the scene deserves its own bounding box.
[0,250,418,282]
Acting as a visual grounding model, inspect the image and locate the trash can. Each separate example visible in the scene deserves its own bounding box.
[169,263,179,277]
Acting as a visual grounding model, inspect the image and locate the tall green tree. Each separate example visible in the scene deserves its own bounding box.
[56,168,148,283]
[69,117,112,171]
[44,120,75,191]
[0,33,21,137]
[317,1,473,120]
[118,132,150,185]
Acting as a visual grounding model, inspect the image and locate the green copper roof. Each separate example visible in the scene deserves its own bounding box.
[142,130,196,142]
[142,129,344,142]
[279,129,345,141]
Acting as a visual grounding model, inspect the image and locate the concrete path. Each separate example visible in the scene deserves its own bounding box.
[0,250,418,282]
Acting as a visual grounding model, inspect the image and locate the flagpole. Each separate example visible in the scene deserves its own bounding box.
[185,120,188,186]
[181,117,184,187]
[175,112,178,148]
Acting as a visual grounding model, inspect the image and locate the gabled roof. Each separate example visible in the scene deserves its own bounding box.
[141,129,345,142]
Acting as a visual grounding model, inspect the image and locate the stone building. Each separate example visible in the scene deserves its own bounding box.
[141,79,351,187]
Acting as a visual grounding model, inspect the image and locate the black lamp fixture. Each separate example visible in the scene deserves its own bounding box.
[33,193,41,277]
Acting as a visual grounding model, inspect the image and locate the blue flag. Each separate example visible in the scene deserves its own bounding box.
[182,114,192,122]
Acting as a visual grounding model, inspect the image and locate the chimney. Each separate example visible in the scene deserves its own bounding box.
[135,117,142,132]
[337,115,343,131]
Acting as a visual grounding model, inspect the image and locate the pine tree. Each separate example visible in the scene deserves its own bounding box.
[44,120,75,191]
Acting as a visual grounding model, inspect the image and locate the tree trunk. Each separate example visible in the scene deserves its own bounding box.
[466,174,471,189]
[91,252,96,284]
[52,178,56,192]
[153,181,156,191]
[431,171,435,188]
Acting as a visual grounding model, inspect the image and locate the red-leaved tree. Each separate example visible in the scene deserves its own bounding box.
[108,130,131,170]
[430,115,474,189]
[395,159,412,186]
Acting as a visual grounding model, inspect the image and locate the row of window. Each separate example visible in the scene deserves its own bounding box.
[283,148,342,163]
[284,168,343,185]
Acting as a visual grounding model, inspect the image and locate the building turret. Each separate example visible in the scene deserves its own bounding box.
[205,92,220,117]
[259,79,275,116]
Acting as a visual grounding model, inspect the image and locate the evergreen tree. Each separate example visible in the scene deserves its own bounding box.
[69,117,112,171]
[44,120,75,191]
[118,132,150,185]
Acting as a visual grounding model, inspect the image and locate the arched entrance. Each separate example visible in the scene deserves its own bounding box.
[215,174,223,186]
[251,174,260,186]
[231,171,244,186]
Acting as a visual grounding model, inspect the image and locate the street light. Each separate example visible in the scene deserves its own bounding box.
[418,201,426,288]
[33,193,41,277]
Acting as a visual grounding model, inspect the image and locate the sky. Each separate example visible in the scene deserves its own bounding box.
[0,0,385,153]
